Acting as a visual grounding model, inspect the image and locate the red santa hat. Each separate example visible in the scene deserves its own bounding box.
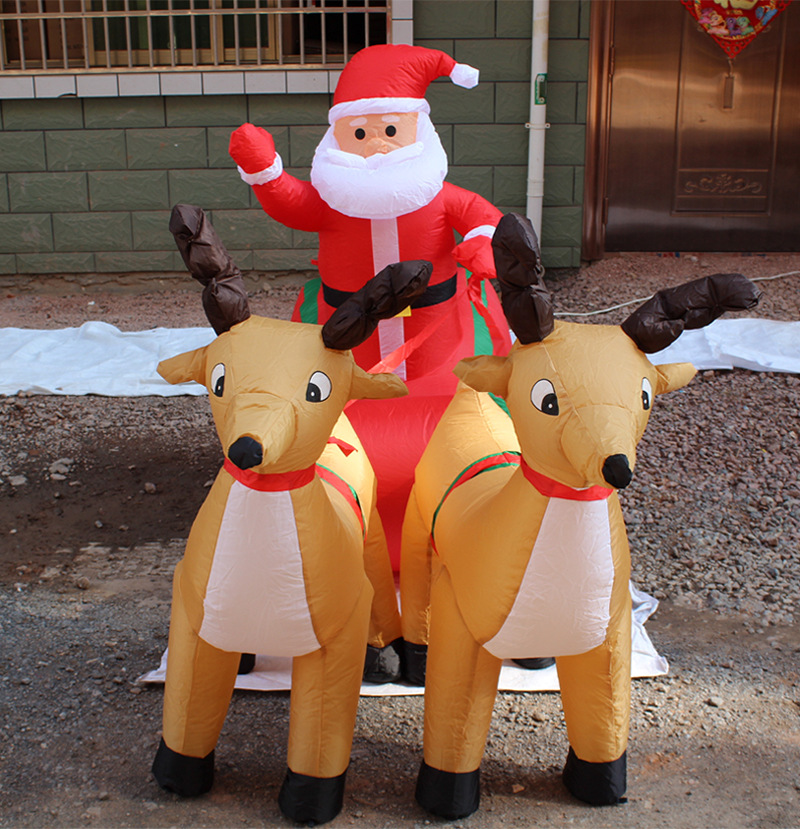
[328,44,479,124]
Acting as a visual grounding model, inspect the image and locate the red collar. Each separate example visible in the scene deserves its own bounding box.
[221,436,357,492]
[222,457,365,537]
[519,457,613,501]
[223,458,316,492]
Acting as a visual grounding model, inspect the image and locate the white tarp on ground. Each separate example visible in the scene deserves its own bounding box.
[0,321,214,397]
[138,584,668,695]
[0,316,798,398]
[648,317,800,373]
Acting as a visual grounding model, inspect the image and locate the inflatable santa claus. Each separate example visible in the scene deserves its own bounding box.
[229,44,512,567]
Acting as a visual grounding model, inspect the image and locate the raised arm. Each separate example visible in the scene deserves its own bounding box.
[443,183,503,280]
[229,123,328,232]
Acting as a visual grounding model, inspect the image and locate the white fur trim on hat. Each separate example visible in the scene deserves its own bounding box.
[328,96,431,125]
[237,154,283,186]
[450,62,480,89]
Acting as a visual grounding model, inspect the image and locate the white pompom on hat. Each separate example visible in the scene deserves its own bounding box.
[328,44,479,124]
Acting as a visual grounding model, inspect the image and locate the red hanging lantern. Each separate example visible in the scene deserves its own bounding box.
[680,0,792,58]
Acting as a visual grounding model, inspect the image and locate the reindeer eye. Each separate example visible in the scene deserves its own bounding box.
[641,377,653,411]
[210,363,226,397]
[306,371,332,403]
[531,379,559,416]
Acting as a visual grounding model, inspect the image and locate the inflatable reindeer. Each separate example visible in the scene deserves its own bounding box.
[151,204,431,825]
[400,213,760,818]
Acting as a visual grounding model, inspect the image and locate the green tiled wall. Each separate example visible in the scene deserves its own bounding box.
[88,171,169,211]
[46,130,127,171]
[131,211,175,252]
[165,96,248,127]
[84,97,165,129]
[9,172,88,213]
[0,0,590,280]
[417,0,590,268]
[0,214,53,253]
[542,0,590,267]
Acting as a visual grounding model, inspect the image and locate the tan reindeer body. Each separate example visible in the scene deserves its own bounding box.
[435,453,621,661]
[402,213,760,819]
[152,205,432,825]
[178,411,370,658]
[402,324,677,784]
[157,317,401,792]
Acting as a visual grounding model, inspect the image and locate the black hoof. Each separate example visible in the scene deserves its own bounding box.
[401,640,428,686]
[152,737,214,797]
[278,767,347,825]
[563,746,627,805]
[415,760,480,819]
[237,652,256,675]
[363,637,402,684]
[512,656,556,670]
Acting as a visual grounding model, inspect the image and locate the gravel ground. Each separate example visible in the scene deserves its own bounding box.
[0,251,799,828]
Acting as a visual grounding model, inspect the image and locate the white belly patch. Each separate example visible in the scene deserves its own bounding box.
[198,483,320,657]
[483,497,614,659]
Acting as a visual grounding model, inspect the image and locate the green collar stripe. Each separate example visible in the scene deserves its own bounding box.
[488,393,511,417]
[431,450,521,541]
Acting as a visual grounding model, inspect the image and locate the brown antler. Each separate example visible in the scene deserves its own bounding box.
[491,213,553,344]
[169,204,251,335]
[322,260,433,351]
[621,273,762,353]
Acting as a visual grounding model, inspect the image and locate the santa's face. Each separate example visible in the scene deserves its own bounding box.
[333,112,419,157]
[311,110,449,220]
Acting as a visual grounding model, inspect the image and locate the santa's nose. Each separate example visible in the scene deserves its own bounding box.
[365,137,392,155]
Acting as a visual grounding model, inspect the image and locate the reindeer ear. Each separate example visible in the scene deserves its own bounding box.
[158,347,207,386]
[455,355,512,397]
[654,362,696,395]
[349,364,409,400]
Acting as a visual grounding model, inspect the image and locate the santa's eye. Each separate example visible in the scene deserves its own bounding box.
[531,379,559,416]
[306,371,332,403]
[355,128,366,140]
[210,363,226,397]
[641,377,653,411]
[385,124,397,137]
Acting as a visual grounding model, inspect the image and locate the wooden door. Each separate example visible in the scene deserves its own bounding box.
[585,0,800,255]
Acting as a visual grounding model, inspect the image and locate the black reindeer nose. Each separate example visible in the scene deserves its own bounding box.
[602,454,632,489]
[228,436,263,470]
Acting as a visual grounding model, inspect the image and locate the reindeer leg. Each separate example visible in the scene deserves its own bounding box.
[556,527,632,806]
[362,505,403,683]
[278,578,372,825]
[153,563,241,796]
[398,483,434,685]
[416,561,502,819]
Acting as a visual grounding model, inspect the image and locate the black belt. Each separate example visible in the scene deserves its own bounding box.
[322,272,458,310]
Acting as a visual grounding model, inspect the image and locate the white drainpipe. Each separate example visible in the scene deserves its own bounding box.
[526,0,550,240]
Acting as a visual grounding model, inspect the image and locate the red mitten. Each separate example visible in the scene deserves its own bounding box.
[229,123,277,174]
[452,233,498,281]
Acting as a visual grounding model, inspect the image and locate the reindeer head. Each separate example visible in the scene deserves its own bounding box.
[158,205,432,474]
[455,213,761,491]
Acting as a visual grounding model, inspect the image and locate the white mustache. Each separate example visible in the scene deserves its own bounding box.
[321,142,425,170]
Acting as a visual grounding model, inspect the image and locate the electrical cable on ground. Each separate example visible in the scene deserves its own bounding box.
[553,270,800,318]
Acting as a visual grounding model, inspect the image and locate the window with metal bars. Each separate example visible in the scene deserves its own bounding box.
[0,0,389,72]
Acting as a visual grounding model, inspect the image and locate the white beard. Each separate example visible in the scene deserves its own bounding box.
[310,113,448,220]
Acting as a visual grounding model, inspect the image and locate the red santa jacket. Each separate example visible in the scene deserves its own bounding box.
[249,171,510,386]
